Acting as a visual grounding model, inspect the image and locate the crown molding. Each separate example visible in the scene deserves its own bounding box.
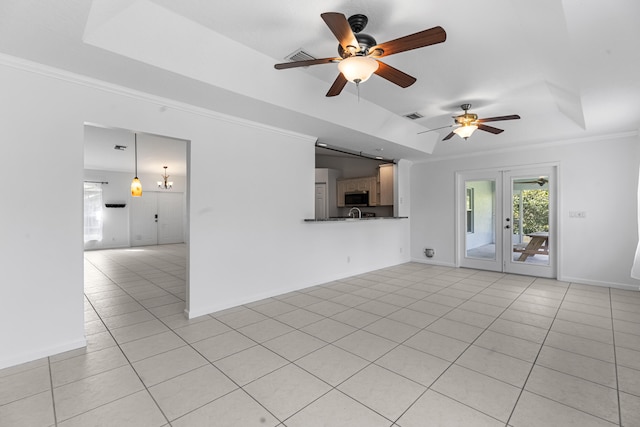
[417,129,639,164]
[0,53,317,143]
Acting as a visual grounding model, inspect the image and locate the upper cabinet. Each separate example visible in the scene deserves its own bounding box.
[336,164,394,207]
[378,164,394,206]
[337,176,377,207]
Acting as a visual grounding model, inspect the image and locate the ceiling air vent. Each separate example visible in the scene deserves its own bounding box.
[285,49,316,63]
[403,112,424,120]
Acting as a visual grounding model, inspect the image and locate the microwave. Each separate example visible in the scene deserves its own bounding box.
[345,191,369,206]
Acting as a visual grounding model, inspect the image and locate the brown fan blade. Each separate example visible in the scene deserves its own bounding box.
[477,124,504,134]
[326,73,348,97]
[274,57,340,70]
[321,12,360,52]
[374,61,416,88]
[476,114,521,123]
[369,26,446,58]
[443,131,456,141]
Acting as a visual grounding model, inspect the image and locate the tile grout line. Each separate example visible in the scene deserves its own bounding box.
[502,280,570,425]
[326,273,559,425]
[261,268,462,426]
[80,286,173,426]
[47,357,59,427]
[71,249,638,426]
[293,270,524,424]
[501,281,626,426]
[390,274,543,426]
[87,253,286,426]
[210,266,467,425]
[609,287,623,427]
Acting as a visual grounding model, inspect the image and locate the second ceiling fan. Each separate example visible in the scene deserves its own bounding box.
[442,104,521,141]
[274,12,446,97]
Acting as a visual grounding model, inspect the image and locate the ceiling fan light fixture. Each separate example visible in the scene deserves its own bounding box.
[338,56,379,83]
[453,124,478,139]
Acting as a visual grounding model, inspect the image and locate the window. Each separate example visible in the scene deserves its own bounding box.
[466,188,474,233]
[84,182,103,242]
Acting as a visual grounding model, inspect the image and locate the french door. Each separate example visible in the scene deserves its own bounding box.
[457,166,556,278]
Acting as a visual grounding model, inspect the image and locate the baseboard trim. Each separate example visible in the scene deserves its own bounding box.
[186,260,409,319]
[0,337,87,370]
[410,257,457,268]
[559,276,640,292]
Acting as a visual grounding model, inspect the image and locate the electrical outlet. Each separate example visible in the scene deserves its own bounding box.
[347,256,351,263]
[569,211,587,218]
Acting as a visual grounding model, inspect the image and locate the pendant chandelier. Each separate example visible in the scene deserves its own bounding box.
[157,166,173,190]
[130,133,142,197]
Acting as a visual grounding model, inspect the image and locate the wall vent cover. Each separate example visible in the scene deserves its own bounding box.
[285,49,316,63]
[403,112,424,120]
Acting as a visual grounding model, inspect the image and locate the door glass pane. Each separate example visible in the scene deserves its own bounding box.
[512,176,550,264]
[465,180,496,260]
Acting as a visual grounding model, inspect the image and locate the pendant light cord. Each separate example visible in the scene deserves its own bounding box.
[134,134,138,177]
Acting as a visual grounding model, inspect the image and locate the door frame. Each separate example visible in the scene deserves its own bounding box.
[83,125,191,312]
[455,163,559,278]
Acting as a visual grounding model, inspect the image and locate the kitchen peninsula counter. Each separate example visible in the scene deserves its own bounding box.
[304,217,408,222]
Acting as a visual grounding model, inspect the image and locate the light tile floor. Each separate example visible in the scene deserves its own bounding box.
[1,244,640,426]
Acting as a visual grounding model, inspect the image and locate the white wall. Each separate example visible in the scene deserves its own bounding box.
[0,57,411,368]
[1,65,86,369]
[410,134,640,290]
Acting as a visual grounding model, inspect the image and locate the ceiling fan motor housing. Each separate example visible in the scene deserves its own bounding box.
[454,104,477,125]
[338,33,378,58]
[348,14,368,33]
[455,113,478,125]
[337,14,379,58]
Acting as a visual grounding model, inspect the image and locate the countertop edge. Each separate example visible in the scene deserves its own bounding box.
[304,217,408,222]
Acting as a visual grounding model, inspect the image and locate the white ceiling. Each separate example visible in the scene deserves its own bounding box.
[2,0,639,167]
[84,125,187,176]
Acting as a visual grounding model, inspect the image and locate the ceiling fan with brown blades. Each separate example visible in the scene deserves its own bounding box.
[441,104,521,141]
[274,12,446,97]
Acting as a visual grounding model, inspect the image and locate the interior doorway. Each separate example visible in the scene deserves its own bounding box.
[83,124,190,314]
[456,165,557,278]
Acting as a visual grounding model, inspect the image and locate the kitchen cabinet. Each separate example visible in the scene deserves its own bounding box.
[337,176,377,207]
[378,164,394,206]
[337,180,346,207]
